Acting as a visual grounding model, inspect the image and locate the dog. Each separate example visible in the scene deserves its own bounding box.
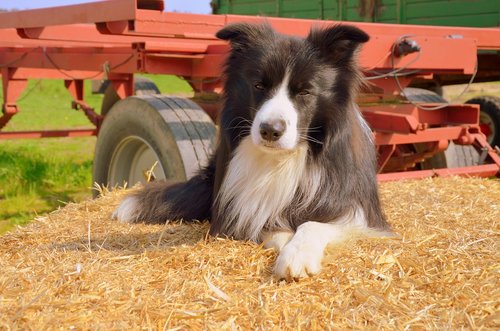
[113,22,391,280]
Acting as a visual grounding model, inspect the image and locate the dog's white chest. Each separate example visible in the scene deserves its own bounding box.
[216,137,308,241]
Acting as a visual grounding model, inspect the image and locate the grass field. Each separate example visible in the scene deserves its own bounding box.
[0,75,192,234]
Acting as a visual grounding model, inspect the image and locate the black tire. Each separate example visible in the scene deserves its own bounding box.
[401,87,447,103]
[466,96,500,148]
[420,96,500,169]
[100,76,161,116]
[425,82,443,97]
[401,88,484,169]
[93,95,216,195]
[420,142,481,169]
[409,80,443,97]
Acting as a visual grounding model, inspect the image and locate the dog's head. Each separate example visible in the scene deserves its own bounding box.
[217,23,368,152]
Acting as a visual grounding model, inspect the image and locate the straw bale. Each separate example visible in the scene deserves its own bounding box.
[0,177,498,330]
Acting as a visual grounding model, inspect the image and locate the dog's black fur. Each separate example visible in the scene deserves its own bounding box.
[115,23,389,238]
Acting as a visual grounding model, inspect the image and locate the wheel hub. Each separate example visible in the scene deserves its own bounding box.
[108,136,165,188]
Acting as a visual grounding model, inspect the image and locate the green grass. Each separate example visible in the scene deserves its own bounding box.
[0,75,192,234]
[0,139,95,230]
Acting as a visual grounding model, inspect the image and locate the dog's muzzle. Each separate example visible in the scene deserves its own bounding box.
[259,119,286,142]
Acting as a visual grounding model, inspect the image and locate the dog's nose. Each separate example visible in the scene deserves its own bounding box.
[259,119,286,141]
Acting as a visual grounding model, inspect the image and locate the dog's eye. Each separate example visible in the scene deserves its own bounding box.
[298,90,310,96]
[254,83,265,91]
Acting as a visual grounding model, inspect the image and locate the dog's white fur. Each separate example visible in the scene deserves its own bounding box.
[219,137,368,279]
[112,196,139,223]
[271,208,368,279]
[215,74,310,242]
[250,73,298,150]
[216,137,309,241]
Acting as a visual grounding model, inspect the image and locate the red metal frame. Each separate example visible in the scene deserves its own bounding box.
[377,164,500,182]
[0,0,499,180]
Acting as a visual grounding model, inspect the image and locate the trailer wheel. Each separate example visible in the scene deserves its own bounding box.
[100,76,161,116]
[408,80,443,96]
[401,88,484,169]
[418,142,480,169]
[93,95,216,195]
[466,96,500,148]
[401,87,447,103]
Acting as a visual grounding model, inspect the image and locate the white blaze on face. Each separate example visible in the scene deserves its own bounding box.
[250,73,298,150]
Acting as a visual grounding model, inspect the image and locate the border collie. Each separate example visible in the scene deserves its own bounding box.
[113,23,391,279]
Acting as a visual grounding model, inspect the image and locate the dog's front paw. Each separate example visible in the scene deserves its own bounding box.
[274,240,323,280]
[112,196,139,223]
[262,231,293,252]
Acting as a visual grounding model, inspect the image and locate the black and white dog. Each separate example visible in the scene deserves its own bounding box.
[113,23,390,279]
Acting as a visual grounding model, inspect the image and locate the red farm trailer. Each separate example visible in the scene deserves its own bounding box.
[0,0,499,189]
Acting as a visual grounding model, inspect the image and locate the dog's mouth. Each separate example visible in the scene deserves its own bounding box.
[259,141,286,150]
[253,137,300,153]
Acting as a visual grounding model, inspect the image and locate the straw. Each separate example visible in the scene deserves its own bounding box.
[0,176,498,330]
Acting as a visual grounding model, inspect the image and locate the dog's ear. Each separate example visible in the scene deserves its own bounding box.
[216,23,273,51]
[307,25,369,64]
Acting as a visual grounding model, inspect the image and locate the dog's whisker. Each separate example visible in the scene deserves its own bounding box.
[228,117,253,128]
[227,125,252,130]
[231,120,253,127]
[300,134,322,141]
[297,130,321,134]
[236,130,251,140]
[298,126,322,130]
[300,134,324,145]
[297,127,322,133]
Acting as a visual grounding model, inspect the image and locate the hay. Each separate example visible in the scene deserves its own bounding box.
[0,177,498,330]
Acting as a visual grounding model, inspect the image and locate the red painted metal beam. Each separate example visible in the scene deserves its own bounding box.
[0,4,492,76]
[0,0,141,29]
[362,104,479,129]
[224,14,500,50]
[1,68,28,129]
[0,48,138,74]
[2,25,225,55]
[1,1,498,51]
[0,40,476,80]
[363,111,420,134]
[0,129,97,139]
[3,68,112,80]
[377,164,499,182]
[472,133,500,166]
[374,126,472,145]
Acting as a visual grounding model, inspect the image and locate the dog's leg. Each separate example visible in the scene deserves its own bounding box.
[113,160,215,224]
[262,231,294,252]
[274,219,364,280]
